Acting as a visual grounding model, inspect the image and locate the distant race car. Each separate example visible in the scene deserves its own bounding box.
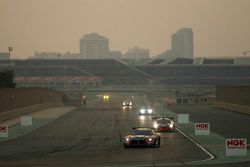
[139,106,153,115]
[103,95,109,100]
[123,127,160,148]
[153,117,175,132]
[123,100,133,107]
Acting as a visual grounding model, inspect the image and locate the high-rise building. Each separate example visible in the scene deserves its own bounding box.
[80,33,109,59]
[108,51,122,59]
[171,28,193,58]
[125,47,150,60]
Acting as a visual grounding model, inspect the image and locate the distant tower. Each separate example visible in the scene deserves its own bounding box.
[171,28,193,59]
[80,33,109,59]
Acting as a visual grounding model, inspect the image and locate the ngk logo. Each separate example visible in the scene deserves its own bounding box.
[0,125,8,138]
[226,138,247,156]
[0,126,7,132]
[195,123,210,135]
[227,139,246,149]
[195,123,209,130]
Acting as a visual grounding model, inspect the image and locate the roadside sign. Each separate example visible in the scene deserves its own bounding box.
[226,138,247,156]
[177,114,189,124]
[195,123,210,135]
[21,116,32,126]
[0,125,8,138]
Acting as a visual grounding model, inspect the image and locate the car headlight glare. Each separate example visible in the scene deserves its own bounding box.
[153,123,159,129]
[126,138,130,142]
[148,109,153,114]
[148,138,153,142]
[169,123,174,128]
[140,109,145,114]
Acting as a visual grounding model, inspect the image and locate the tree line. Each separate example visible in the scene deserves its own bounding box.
[0,70,16,88]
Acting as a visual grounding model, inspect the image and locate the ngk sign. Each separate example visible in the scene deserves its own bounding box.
[226,138,247,156]
[195,123,210,135]
[0,125,8,138]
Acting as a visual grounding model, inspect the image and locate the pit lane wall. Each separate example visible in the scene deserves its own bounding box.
[215,85,250,115]
[0,88,63,121]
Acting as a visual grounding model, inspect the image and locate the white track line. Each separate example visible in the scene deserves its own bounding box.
[176,127,215,164]
[156,111,215,164]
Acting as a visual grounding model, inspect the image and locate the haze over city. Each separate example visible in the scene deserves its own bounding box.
[0,0,250,59]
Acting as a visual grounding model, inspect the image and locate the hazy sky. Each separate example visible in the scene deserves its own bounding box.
[0,0,250,59]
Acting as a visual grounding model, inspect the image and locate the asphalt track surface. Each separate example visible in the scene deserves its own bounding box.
[0,94,210,167]
[168,105,250,142]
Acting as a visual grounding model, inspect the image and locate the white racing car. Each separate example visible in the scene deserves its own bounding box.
[152,117,175,132]
[123,100,133,107]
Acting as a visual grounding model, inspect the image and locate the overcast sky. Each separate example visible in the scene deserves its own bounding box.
[0,0,250,59]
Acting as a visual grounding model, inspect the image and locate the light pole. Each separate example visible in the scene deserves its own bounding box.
[8,47,13,65]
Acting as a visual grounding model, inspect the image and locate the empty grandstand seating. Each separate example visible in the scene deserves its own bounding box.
[1,59,250,85]
[0,66,92,77]
[203,59,234,65]
[0,59,150,85]
[137,65,250,85]
[168,58,194,64]
[147,59,165,65]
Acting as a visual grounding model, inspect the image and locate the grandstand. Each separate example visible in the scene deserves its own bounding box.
[203,58,234,65]
[147,59,165,65]
[137,65,250,85]
[0,59,151,85]
[0,66,93,77]
[0,57,250,86]
[14,76,102,89]
[168,58,193,64]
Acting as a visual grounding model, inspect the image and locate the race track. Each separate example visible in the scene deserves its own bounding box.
[0,94,209,167]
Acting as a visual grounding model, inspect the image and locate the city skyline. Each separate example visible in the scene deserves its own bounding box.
[1,0,250,59]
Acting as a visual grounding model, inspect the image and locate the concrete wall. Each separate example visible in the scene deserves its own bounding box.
[215,85,250,114]
[0,88,63,113]
[216,86,250,107]
[176,96,215,105]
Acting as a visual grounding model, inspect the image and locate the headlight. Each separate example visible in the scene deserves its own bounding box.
[147,109,153,114]
[169,123,174,128]
[153,123,159,129]
[123,102,126,105]
[126,138,130,142]
[148,138,153,142]
[103,95,109,99]
[140,109,146,114]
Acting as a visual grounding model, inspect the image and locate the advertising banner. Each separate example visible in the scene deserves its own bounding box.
[226,138,247,156]
[195,123,210,135]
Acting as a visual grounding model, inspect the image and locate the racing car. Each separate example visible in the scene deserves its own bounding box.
[139,106,153,115]
[122,100,133,107]
[153,117,175,132]
[123,127,160,148]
